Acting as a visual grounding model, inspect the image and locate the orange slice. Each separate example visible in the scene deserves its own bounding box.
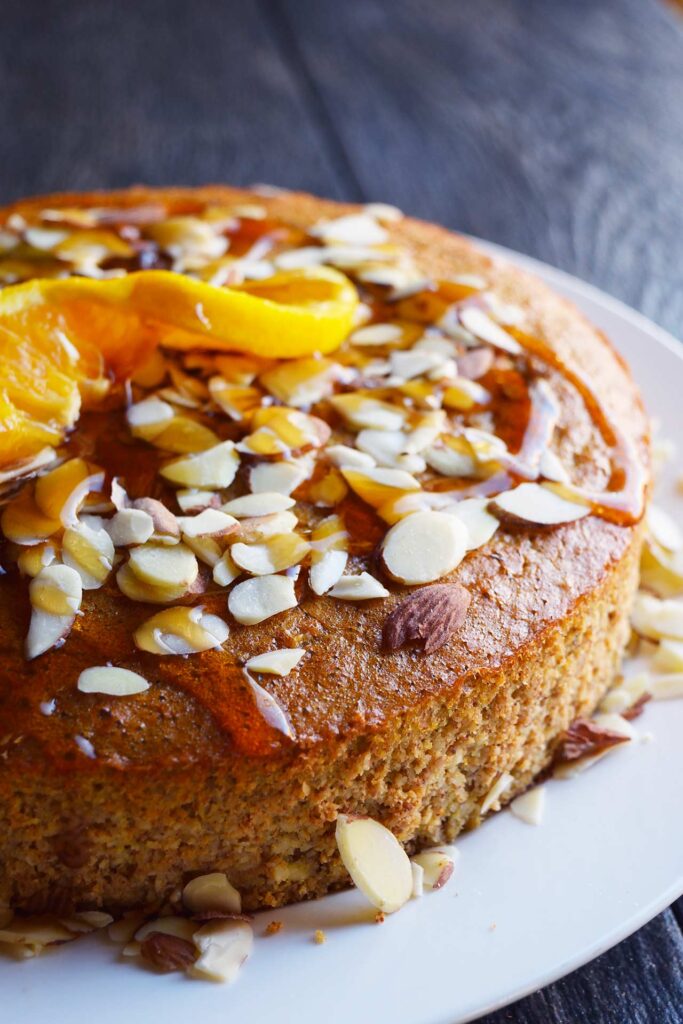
[0,267,357,469]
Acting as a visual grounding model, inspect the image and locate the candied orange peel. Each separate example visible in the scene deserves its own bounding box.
[0,266,358,468]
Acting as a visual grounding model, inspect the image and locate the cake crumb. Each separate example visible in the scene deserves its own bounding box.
[374,911,385,924]
[264,920,283,936]
[489,922,497,931]
[313,929,326,945]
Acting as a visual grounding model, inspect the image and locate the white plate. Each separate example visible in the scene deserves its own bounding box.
[4,242,683,1024]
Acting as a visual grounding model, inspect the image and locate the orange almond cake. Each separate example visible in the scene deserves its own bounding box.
[0,187,650,969]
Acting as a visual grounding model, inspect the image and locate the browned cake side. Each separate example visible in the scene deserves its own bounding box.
[0,186,650,915]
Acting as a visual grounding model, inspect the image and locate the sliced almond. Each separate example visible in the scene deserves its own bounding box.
[134,606,229,655]
[26,564,82,659]
[328,572,389,601]
[128,543,198,589]
[77,665,150,696]
[228,574,297,625]
[330,394,406,431]
[126,397,175,440]
[446,498,499,551]
[183,873,241,916]
[490,483,590,527]
[381,510,468,585]
[222,492,295,518]
[326,445,376,470]
[599,672,650,714]
[208,377,263,421]
[335,814,412,914]
[308,467,349,506]
[631,593,683,641]
[424,438,476,478]
[341,466,420,509]
[442,378,490,411]
[116,562,191,604]
[176,489,221,514]
[309,515,348,595]
[647,504,682,552]
[1,489,61,545]
[458,305,521,354]
[411,862,424,898]
[649,673,683,700]
[106,508,155,547]
[653,639,683,673]
[183,534,223,568]
[29,563,82,616]
[213,551,241,587]
[410,847,457,890]
[259,357,336,407]
[190,919,254,984]
[237,407,330,458]
[249,458,313,495]
[0,916,76,954]
[553,714,636,779]
[135,916,197,944]
[310,212,388,246]
[245,648,305,676]
[231,533,310,576]
[62,521,115,588]
[130,497,180,543]
[178,509,239,539]
[509,785,546,826]
[25,608,76,660]
[16,540,58,577]
[34,458,104,526]
[151,417,220,455]
[237,511,298,544]
[480,771,514,814]
[160,440,239,489]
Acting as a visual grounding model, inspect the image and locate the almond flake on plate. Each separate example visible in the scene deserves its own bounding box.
[77,666,150,696]
[335,814,413,914]
[410,847,458,890]
[653,639,683,673]
[649,674,683,700]
[190,919,254,984]
[631,593,683,640]
[553,714,636,779]
[134,606,229,656]
[245,648,305,676]
[328,572,389,601]
[509,785,546,826]
[599,672,650,714]
[183,873,241,915]
[228,574,298,624]
[381,510,468,585]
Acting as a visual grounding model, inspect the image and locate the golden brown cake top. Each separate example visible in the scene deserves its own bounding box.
[0,186,650,769]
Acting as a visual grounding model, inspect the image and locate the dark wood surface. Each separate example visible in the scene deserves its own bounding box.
[1,1,682,1020]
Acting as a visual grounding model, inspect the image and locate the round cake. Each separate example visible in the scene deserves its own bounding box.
[0,186,649,917]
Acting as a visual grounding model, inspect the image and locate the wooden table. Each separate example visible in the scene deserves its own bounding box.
[1,0,682,1019]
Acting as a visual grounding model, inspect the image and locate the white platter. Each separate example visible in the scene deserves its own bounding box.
[3,241,683,1024]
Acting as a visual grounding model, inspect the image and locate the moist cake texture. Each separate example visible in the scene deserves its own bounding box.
[0,186,649,915]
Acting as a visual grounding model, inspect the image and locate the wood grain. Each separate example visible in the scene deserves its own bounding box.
[0,0,682,1020]
[275,0,683,338]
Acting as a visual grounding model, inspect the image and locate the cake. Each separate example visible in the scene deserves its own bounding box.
[0,186,649,922]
